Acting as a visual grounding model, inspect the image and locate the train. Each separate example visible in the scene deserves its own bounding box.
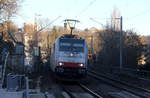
[50,34,88,80]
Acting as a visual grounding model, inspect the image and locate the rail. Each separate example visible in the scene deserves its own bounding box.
[93,66,150,79]
[60,84,76,98]
[60,82,103,98]
[88,70,150,98]
[79,83,103,98]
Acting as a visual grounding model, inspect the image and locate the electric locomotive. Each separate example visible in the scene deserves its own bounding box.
[50,34,88,80]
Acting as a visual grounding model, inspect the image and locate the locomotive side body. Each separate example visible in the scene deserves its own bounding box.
[50,35,88,80]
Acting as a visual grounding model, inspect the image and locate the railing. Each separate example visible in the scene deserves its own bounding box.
[1,52,9,88]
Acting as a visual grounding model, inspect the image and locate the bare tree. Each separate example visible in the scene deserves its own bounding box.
[1,20,18,41]
[0,0,23,42]
[0,0,22,22]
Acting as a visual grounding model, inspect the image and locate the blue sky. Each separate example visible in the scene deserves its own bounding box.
[13,0,150,35]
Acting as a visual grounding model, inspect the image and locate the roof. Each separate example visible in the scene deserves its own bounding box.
[60,34,83,39]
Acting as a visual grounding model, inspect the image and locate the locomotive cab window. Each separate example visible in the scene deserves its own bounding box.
[59,39,84,52]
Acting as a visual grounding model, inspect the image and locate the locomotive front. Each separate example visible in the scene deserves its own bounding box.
[54,35,88,80]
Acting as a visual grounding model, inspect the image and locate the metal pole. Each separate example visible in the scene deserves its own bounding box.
[34,15,38,47]
[91,35,94,54]
[25,77,29,98]
[70,28,73,35]
[34,14,41,47]
[120,16,123,71]
[0,23,4,40]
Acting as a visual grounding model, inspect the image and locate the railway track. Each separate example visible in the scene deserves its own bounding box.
[61,85,76,98]
[59,82,103,98]
[88,70,150,98]
[40,70,103,98]
[79,83,103,98]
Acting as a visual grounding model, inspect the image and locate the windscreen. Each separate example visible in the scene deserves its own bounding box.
[59,38,84,52]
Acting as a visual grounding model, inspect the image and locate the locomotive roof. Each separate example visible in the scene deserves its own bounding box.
[60,34,83,39]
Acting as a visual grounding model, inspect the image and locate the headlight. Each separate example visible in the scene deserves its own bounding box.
[79,63,84,67]
[70,53,73,56]
[58,62,64,66]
